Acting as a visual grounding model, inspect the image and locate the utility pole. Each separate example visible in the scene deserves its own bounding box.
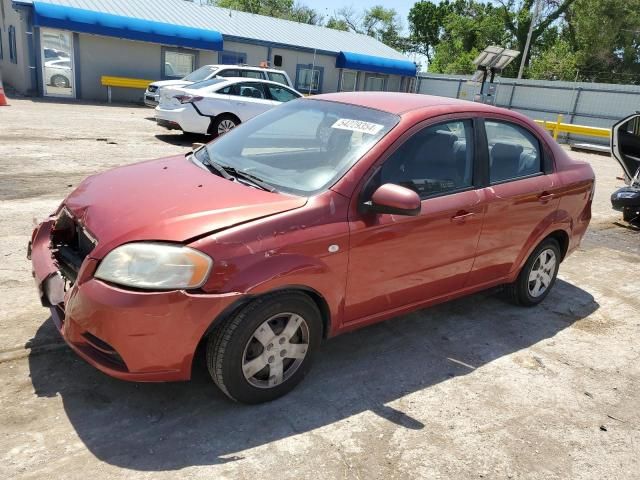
[517,0,542,79]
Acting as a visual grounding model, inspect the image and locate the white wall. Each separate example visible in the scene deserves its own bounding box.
[0,0,31,93]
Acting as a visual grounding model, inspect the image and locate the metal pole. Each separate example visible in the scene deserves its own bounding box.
[517,0,541,79]
[309,48,316,96]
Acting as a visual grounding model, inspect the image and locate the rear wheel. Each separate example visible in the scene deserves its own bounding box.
[505,238,561,306]
[206,292,322,404]
[210,114,239,138]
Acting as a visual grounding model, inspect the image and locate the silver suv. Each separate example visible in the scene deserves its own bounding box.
[144,65,293,107]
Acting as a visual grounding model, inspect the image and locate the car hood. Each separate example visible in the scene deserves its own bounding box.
[150,80,194,89]
[63,155,307,258]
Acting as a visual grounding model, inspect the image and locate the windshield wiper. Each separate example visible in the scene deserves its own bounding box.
[189,148,276,192]
[187,150,234,180]
[219,165,277,192]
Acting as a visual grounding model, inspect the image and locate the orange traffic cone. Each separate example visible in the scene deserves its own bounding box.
[0,70,9,106]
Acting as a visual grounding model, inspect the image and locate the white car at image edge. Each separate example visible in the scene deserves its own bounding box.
[144,64,293,107]
[155,77,302,136]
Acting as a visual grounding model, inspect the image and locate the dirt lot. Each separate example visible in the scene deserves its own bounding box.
[0,97,638,479]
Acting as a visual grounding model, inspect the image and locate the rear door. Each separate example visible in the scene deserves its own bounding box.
[467,118,560,286]
[227,82,276,122]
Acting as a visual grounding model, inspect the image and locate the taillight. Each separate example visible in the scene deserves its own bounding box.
[174,95,203,104]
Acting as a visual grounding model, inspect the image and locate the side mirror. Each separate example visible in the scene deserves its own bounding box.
[364,183,421,216]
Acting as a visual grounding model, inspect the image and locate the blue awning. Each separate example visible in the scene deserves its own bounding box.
[336,51,416,77]
[32,2,223,51]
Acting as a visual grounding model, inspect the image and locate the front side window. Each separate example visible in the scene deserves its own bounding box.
[379,120,474,198]
[202,100,399,195]
[164,50,195,78]
[267,71,289,86]
[485,120,542,184]
[341,70,358,91]
[237,82,267,99]
[266,84,300,103]
[296,65,323,93]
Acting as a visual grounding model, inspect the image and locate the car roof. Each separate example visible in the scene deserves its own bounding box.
[211,77,298,89]
[312,92,506,116]
[203,64,286,74]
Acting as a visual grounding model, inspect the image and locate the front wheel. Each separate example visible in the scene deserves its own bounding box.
[206,292,322,404]
[505,238,561,306]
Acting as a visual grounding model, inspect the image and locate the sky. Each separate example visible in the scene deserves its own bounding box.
[315,0,419,33]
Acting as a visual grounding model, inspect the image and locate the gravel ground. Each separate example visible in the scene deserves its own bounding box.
[0,97,638,480]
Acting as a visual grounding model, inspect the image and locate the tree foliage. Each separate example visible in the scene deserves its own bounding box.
[408,0,640,83]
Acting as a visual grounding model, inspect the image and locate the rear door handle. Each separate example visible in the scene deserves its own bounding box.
[538,192,554,203]
[451,211,475,224]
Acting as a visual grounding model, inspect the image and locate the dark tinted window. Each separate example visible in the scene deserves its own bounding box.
[237,82,267,99]
[217,69,241,78]
[485,120,542,183]
[380,120,474,198]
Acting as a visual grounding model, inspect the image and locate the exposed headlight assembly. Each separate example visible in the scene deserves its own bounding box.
[95,242,213,290]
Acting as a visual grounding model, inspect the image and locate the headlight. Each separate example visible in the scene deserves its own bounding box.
[95,242,213,290]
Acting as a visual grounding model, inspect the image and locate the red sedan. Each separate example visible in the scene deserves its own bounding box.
[29,93,594,403]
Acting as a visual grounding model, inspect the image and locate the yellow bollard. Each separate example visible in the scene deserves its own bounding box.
[554,114,563,140]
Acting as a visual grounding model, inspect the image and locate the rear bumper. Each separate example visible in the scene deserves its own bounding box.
[29,220,242,382]
[155,105,210,134]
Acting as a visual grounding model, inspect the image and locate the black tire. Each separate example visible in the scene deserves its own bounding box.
[51,75,69,88]
[504,238,561,307]
[209,114,239,138]
[206,292,322,404]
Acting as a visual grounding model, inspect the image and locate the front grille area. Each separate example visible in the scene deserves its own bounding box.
[51,209,96,283]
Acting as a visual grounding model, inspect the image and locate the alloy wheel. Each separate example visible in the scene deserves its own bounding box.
[217,119,236,135]
[527,248,557,298]
[241,312,310,389]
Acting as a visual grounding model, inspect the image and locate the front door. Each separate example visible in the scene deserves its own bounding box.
[468,118,560,285]
[40,28,75,98]
[344,118,484,324]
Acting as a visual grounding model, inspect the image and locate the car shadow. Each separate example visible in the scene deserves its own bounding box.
[28,279,598,471]
[154,133,209,148]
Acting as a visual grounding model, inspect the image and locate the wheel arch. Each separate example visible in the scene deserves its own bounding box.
[208,112,242,135]
[191,285,332,377]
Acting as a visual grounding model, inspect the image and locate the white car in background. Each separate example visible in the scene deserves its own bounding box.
[155,77,302,136]
[144,64,293,107]
[44,59,72,88]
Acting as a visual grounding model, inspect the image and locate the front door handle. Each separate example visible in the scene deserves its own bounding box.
[538,192,554,203]
[451,211,475,224]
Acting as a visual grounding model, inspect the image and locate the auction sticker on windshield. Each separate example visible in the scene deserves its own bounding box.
[331,118,384,135]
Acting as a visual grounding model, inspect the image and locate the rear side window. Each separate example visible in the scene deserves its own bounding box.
[267,72,289,86]
[380,120,474,198]
[485,120,542,184]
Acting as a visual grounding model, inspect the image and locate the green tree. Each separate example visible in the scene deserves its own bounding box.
[333,6,409,51]
[568,0,640,83]
[407,0,452,63]
[428,1,508,74]
[325,17,350,31]
[528,39,577,80]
